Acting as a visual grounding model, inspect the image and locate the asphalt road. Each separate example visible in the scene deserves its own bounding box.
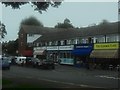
[2,64,120,89]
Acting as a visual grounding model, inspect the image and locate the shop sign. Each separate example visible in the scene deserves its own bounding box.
[75,44,93,49]
[94,43,119,49]
[47,46,59,50]
[59,45,74,50]
[34,47,46,51]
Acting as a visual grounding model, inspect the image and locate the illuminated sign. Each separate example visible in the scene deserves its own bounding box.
[47,46,58,50]
[75,44,93,49]
[94,43,119,49]
[59,45,74,50]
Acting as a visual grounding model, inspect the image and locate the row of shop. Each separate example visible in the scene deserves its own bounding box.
[33,42,120,67]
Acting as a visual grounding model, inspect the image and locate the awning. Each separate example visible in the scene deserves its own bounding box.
[33,50,45,55]
[22,50,33,57]
[72,49,92,56]
[90,50,118,58]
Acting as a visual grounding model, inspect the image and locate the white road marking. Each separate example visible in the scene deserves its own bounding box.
[38,78,105,88]
[96,75,120,80]
[26,76,32,79]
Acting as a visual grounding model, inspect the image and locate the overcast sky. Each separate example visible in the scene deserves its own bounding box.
[0,1,118,41]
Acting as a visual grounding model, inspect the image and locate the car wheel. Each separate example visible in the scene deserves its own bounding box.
[7,67,10,70]
[52,66,55,69]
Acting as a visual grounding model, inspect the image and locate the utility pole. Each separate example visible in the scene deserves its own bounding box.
[0,29,2,58]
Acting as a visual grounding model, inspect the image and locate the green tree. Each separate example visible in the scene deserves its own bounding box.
[2,39,18,56]
[20,16,43,27]
[2,1,62,13]
[0,21,7,38]
[99,19,109,25]
[55,18,74,28]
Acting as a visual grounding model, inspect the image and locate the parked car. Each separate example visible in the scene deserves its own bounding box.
[25,57,33,66]
[0,57,10,70]
[31,58,41,68]
[38,60,55,69]
[15,56,26,66]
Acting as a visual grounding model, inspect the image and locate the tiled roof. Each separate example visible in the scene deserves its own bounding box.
[20,25,52,34]
[19,22,119,43]
[34,22,119,43]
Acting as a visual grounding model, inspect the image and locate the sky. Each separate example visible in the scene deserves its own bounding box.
[0,1,118,41]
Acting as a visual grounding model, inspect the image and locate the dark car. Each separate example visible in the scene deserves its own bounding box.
[0,57,10,70]
[30,58,41,68]
[25,57,33,66]
[38,60,55,69]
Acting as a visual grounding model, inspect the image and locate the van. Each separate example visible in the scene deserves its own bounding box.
[16,56,26,66]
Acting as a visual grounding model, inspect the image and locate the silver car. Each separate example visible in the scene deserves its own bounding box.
[0,57,10,70]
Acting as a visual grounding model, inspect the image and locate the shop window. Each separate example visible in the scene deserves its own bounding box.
[70,39,74,44]
[71,54,74,58]
[106,35,118,42]
[66,53,71,58]
[55,41,58,45]
[51,42,54,45]
[76,39,80,44]
[61,41,64,45]
[42,43,45,46]
[86,39,89,43]
[64,40,67,45]
[82,39,87,43]
[96,37,105,43]
[37,43,39,47]
[74,38,78,44]
[45,42,47,46]
[88,37,92,43]
[67,40,70,45]
[95,38,98,43]
[63,53,66,58]
[118,35,120,42]
[28,34,34,37]
[78,38,82,44]
[49,42,52,46]
[46,42,49,46]
[59,53,63,58]
[91,38,94,43]
[58,41,61,45]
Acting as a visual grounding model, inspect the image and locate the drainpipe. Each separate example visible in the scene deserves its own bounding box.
[104,35,106,43]
[58,45,59,63]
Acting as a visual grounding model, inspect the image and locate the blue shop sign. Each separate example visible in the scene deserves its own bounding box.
[72,44,93,56]
[74,44,93,49]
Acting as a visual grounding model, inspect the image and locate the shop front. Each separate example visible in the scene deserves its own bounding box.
[72,44,93,68]
[33,47,46,59]
[58,45,74,65]
[46,45,74,65]
[46,46,59,62]
[90,42,120,70]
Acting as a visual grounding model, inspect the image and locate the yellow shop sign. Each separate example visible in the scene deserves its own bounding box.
[94,43,119,49]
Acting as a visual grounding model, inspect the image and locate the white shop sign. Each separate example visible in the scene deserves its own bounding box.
[47,46,59,50]
[34,47,46,51]
[59,45,74,50]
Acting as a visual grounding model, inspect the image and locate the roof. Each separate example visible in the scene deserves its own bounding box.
[20,25,53,34]
[34,22,119,43]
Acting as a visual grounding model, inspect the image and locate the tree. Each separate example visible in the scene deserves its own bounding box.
[99,19,109,25]
[2,1,62,13]
[55,18,74,28]
[0,21,7,38]
[20,16,43,27]
[2,39,18,56]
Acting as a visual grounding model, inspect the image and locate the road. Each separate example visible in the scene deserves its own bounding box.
[2,64,120,89]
